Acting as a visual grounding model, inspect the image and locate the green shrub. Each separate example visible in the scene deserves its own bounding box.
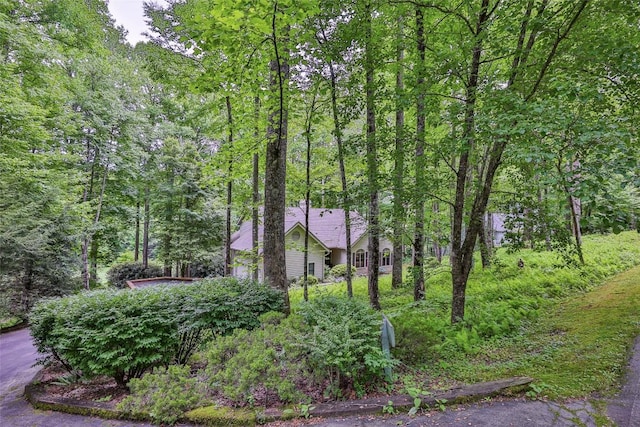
[294,274,318,286]
[107,262,163,288]
[329,264,356,278]
[204,314,308,406]
[118,365,208,425]
[296,295,395,395]
[203,298,397,404]
[29,278,283,386]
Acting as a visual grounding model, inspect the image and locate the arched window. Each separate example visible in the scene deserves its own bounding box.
[381,248,391,266]
[354,249,366,268]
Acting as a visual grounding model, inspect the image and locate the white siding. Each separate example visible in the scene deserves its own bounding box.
[285,224,327,280]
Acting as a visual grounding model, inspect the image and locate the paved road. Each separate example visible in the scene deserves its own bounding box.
[1,328,638,426]
[0,328,155,427]
[608,336,640,427]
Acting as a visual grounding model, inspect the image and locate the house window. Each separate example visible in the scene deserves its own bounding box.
[381,248,391,266]
[354,249,366,268]
[308,262,315,276]
[291,230,301,241]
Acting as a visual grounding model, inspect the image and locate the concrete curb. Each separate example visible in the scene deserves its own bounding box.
[25,372,533,425]
[0,320,28,334]
[24,371,124,421]
[258,377,533,421]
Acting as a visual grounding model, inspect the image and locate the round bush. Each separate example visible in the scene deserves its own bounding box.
[296,274,318,286]
[330,264,356,278]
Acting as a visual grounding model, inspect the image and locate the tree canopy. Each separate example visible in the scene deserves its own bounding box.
[1,0,638,322]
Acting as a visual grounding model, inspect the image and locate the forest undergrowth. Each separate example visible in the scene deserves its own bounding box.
[36,232,640,424]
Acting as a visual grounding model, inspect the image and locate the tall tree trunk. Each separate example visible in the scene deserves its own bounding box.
[478,215,491,268]
[449,0,587,323]
[82,164,108,290]
[134,201,140,262]
[541,187,553,251]
[413,5,426,301]
[263,11,290,314]
[303,90,317,302]
[558,158,585,264]
[364,1,380,310]
[90,238,98,286]
[224,96,233,276]
[321,25,354,298]
[163,171,174,277]
[568,194,584,263]
[81,143,96,290]
[142,186,150,269]
[252,97,261,282]
[392,14,405,289]
[432,201,442,263]
[450,0,489,323]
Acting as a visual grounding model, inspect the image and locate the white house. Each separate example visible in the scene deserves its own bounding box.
[230,204,394,281]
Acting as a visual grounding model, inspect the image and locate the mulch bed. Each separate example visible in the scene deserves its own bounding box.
[39,364,128,407]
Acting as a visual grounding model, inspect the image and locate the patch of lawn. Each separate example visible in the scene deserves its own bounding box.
[450,264,640,399]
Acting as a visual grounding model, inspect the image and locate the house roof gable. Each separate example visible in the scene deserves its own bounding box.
[230,206,367,252]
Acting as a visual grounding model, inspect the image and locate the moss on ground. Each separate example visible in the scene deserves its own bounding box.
[184,405,256,426]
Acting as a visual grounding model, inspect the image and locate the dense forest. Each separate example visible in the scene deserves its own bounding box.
[1,0,638,322]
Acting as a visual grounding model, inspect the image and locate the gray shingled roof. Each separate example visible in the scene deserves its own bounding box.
[230,207,367,252]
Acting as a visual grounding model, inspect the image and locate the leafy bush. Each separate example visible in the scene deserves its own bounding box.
[205,313,309,406]
[29,278,283,386]
[294,274,318,286]
[329,264,356,278]
[203,298,396,404]
[107,262,163,289]
[118,365,208,425]
[296,295,395,395]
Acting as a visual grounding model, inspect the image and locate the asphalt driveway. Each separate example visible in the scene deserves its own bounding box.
[0,328,154,427]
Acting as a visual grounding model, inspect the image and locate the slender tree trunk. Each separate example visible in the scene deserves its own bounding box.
[478,215,491,268]
[81,238,90,290]
[449,0,587,323]
[143,186,150,269]
[81,144,96,290]
[364,1,380,310]
[252,96,261,282]
[263,12,290,314]
[82,164,108,289]
[225,96,233,276]
[558,159,585,264]
[392,14,405,289]
[432,201,442,263]
[90,238,98,286]
[450,0,489,323]
[134,201,140,262]
[322,25,353,298]
[303,91,317,302]
[568,194,584,263]
[163,172,174,277]
[413,5,426,301]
